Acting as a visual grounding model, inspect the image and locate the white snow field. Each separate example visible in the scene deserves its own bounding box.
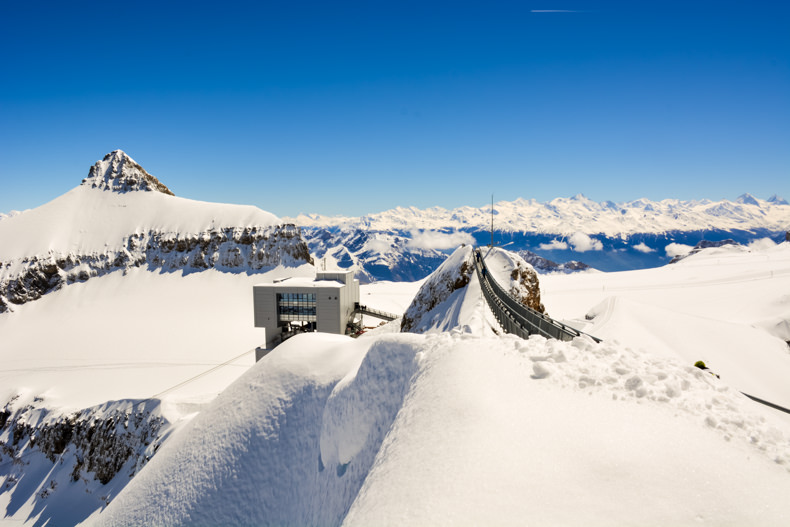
[0,266,314,410]
[84,244,790,527]
[541,240,790,413]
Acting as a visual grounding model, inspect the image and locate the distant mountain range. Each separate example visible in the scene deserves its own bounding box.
[288,193,789,235]
[287,193,790,277]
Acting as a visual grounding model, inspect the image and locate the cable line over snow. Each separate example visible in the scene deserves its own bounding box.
[474,247,600,342]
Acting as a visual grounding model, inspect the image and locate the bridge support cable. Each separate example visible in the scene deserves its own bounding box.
[474,247,600,342]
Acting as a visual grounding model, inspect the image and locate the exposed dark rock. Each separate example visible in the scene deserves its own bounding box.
[510,265,545,313]
[401,247,474,332]
[82,150,174,196]
[1,400,166,487]
[0,224,313,312]
[517,250,591,274]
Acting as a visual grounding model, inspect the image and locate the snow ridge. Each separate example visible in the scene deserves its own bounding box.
[82,150,174,195]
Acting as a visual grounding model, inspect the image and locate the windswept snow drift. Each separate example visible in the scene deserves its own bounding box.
[89,331,790,526]
[542,241,790,411]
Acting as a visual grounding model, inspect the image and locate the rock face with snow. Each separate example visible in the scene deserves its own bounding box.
[0,396,168,526]
[517,249,592,274]
[82,150,174,195]
[302,226,447,283]
[400,246,475,332]
[0,151,313,312]
[400,246,544,333]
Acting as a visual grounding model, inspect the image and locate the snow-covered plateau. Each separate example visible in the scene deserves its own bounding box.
[2,151,790,525]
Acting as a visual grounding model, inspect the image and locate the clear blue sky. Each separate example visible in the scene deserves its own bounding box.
[1,0,788,217]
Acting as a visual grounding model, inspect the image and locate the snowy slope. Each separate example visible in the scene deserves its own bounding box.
[87,332,790,526]
[0,152,318,525]
[289,193,790,236]
[541,241,790,411]
[85,243,790,526]
[0,151,311,311]
[0,151,280,260]
[400,246,543,334]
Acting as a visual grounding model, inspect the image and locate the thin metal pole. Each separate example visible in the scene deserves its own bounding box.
[490,194,494,248]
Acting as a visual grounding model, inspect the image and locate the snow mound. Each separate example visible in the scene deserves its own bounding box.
[401,246,545,334]
[479,246,545,312]
[88,332,790,526]
[82,150,174,195]
[400,245,475,333]
[88,332,421,526]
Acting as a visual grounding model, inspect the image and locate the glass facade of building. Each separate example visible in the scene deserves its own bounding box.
[277,292,317,322]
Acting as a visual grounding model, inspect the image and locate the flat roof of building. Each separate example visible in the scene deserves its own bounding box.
[254,276,345,289]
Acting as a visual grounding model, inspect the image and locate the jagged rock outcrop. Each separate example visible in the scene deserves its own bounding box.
[1,398,166,491]
[401,246,544,333]
[507,259,545,313]
[82,150,174,195]
[400,246,474,332]
[517,249,591,274]
[0,224,312,312]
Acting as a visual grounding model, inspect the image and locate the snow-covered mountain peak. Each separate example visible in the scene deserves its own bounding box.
[81,150,174,196]
[735,193,761,206]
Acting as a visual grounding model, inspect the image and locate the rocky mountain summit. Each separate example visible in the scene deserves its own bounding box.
[82,150,174,195]
[0,151,312,313]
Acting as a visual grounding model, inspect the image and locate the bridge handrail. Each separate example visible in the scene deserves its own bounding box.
[353,302,399,322]
[474,247,600,342]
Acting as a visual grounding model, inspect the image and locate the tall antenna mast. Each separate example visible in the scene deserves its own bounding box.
[490,193,494,248]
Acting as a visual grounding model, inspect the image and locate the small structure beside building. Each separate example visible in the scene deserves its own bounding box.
[253,270,360,356]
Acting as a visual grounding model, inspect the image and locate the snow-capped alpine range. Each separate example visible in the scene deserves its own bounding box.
[1,152,790,526]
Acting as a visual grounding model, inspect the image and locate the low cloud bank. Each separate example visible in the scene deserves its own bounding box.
[408,230,475,250]
[568,232,603,252]
[665,243,694,258]
[633,242,655,254]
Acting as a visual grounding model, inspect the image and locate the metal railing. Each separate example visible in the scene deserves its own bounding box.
[353,303,399,322]
[474,247,600,342]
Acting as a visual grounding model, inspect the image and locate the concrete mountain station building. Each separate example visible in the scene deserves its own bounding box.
[253,270,397,358]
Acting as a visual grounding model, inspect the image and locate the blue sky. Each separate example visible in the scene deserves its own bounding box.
[1,1,788,217]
